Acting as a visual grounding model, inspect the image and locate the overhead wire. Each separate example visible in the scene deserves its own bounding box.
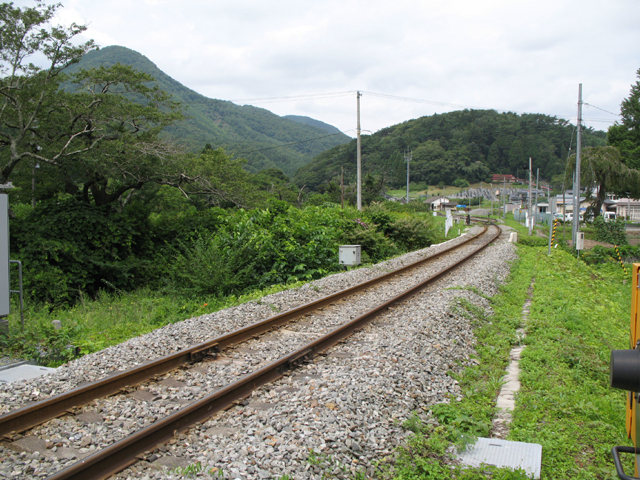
[173,90,620,157]
[176,88,619,125]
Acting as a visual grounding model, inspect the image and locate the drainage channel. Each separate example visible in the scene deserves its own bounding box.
[457,276,541,479]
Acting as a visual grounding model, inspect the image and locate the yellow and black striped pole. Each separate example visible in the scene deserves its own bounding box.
[551,219,558,247]
[615,244,629,274]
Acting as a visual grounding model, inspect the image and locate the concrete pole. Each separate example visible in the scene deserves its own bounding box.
[503,176,506,218]
[534,168,539,226]
[528,157,532,235]
[356,91,362,211]
[405,151,411,204]
[573,84,583,248]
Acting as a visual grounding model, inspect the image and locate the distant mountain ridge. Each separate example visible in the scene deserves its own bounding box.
[69,46,350,177]
[294,109,607,191]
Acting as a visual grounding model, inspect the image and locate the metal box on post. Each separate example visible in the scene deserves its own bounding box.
[339,245,361,266]
[576,231,585,251]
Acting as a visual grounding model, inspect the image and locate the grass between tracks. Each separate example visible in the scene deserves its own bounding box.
[384,245,631,480]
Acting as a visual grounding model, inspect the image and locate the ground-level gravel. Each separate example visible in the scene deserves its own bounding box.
[0,226,517,479]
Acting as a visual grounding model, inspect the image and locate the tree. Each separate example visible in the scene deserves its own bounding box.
[566,146,639,217]
[0,1,95,184]
[0,2,187,206]
[608,68,640,169]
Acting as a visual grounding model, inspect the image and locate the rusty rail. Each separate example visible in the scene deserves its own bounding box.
[0,226,489,438]
[46,224,500,480]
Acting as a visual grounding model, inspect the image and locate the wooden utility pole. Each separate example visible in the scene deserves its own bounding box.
[356,91,362,210]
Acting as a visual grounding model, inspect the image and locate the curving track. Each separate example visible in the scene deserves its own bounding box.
[0,224,504,479]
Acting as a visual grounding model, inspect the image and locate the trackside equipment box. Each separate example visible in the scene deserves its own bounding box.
[339,245,361,266]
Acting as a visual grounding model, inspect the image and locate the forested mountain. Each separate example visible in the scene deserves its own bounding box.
[283,115,343,134]
[68,46,350,176]
[293,109,606,191]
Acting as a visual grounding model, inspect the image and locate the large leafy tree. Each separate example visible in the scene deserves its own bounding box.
[566,146,640,217]
[0,2,208,207]
[0,1,96,184]
[608,68,640,169]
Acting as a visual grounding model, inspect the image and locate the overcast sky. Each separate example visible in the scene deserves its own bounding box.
[17,0,640,137]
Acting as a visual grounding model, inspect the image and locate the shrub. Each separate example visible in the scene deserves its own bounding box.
[387,217,438,251]
[517,235,548,247]
[593,216,627,245]
[11,200,153,305]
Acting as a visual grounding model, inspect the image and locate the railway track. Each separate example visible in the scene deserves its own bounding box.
[1,223,503,479]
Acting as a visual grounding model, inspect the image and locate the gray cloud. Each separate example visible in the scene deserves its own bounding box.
[12,0,640,135]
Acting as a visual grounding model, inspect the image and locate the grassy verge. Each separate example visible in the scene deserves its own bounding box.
[0,220,453,366]
[0,282,306,366]
[384,245,631,479]
[509,248,630,478]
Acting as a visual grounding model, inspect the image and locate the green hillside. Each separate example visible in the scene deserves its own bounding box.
[283,115,344,134]
[69,46,350,176]
[294,109,607,191]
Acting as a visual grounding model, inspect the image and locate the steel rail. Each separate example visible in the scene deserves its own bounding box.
[0,226,489,439]
[0,226,487,439]
[46,224,501,480]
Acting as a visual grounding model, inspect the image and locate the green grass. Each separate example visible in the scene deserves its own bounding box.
[508,248,630,479]
[0,282,306,366]
[384,245,631,480]
[3,222,631,479]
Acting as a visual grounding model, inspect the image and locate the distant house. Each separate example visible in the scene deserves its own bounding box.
[555,194,588,216]
[424,196,450,211]
[615,198,640,222]
[492,174,517,184]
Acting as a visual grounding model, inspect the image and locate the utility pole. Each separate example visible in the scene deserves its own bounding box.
[534,168,539,227]
[405,151,412,204]
[356,91,362,211]
[341,166,344,210]
[503,176,506,218]
[573,84,582,248]
[528,157,532,235]
[491,184,494,217]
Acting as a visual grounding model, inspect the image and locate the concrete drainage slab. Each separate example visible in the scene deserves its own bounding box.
[456,437,542,479]
[0,363,56,384]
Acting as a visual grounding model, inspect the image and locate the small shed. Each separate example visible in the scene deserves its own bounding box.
[424,196,450,211]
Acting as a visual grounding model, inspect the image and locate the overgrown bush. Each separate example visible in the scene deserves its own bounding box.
[517,235,548,247]
[10,197,441,305]
[453,178,470,188]
[11,200,153,306]
[593,216,627,245]
[164,205,350,296]
[387,217,438,251]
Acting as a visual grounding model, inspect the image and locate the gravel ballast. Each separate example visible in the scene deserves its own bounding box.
[0,226,517,479]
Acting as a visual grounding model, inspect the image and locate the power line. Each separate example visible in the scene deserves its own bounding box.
[174,88,619,128]
[228,91,354,105]
[583,102,621,117]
